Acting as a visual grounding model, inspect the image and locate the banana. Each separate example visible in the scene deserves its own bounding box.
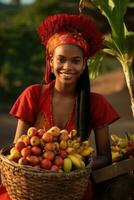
[72,153,83,160]
[63,157,72,172]
[67,139,73,147]
[82,140,90,147]
[66,147,75,154]
[73,142,80,150]
[126,132,134,142]
[69,129,77,139]
[68,154,83,169]
[117,139,128,148]
[111,145,120,152]
[112,151,122,162]
[59,140,67,149]
[80,147,94,157]
[111,134,122,142]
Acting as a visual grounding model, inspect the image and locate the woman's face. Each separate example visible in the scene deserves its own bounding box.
[50,44,86,86]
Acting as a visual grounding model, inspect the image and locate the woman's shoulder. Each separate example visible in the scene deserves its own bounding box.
[90,92,107,104]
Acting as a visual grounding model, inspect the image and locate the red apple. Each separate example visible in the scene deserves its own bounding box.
[45,143,55,151]
[37,129,45,138]
[27,127,38,137]
[30,136,40,146]
[21,135,30,145]
[15,141,26,152]
[21,147,31,157]
[54,156,63,167]
[60,150,67,159]
[59,130,69,141]
[43,151,55,161]
[50,165,59,172]
[18,157,28,165]
[42,132,53,143]
[31,146,42,156]
[27,155,40,166]
[40,158,52,170]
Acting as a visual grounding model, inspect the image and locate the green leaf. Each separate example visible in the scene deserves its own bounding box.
[90,0,129,52]
[87,52,105,79]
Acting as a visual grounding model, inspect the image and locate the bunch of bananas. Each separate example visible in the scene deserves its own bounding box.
[111,133,134,162]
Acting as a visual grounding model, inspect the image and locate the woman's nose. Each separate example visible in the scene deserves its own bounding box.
[63,60,71,69]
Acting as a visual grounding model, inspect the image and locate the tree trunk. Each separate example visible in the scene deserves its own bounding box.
[121,60,134,117]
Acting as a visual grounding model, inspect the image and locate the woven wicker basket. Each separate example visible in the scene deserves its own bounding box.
[0,145,92,200]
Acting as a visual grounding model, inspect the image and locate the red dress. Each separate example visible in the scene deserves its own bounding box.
[0,81,120,200]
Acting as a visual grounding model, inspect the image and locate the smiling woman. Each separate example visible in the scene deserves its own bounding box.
[0,13,133,200]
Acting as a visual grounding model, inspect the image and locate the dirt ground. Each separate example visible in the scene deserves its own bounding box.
[0,70,134,149]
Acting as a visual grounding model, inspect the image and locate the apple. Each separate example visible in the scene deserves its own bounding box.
[15,141,26,152]
[30,136,40,146]
[18,157,28,165]
[21,135,30,145]
[60,150,67,159]
[40,158,52,170]
[37,129,45,138]
[43,151,55,161]
[45,142,55,151]
[48,126,61,137]
[21,147,31,157]
[27,155,40,166]
[31,146,42,156]
[9,148,21,161]
[54,156,63,167]
[42,132,53,143]
[59,130,69,141]
[50,165,59,172]
[27,127,38,137]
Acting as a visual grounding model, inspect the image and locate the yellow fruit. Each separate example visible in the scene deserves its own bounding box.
[66,147,75,154]
[48,126,61,137]
[80,160,86,168]
[69,129,77,138]
[117,139,128,148]
[63,157,72,172]
[112,151,122,162]
[73,142,80,150]
[68,154,83,169]
[80,147,94,157]
[59,140,67,149]
[82,140,90,147]
[72,153,83,160]
[111,145,120,152]
[67,140,73,147]
[111,134,122,142]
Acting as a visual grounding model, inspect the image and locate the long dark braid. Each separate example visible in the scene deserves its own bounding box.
[76,65,91,141]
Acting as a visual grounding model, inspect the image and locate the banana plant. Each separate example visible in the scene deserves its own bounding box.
[79,0,134,117]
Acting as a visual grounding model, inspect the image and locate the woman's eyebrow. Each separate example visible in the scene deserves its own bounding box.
[57,55,81,59]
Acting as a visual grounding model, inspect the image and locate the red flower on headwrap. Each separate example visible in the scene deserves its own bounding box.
[38,13,104,83]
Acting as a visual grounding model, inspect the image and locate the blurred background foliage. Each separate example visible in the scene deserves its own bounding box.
[0,0,133,100]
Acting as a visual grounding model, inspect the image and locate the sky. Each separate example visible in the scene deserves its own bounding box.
[0,0,34,4]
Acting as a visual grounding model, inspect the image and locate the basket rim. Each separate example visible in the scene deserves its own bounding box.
[0,144,93,178]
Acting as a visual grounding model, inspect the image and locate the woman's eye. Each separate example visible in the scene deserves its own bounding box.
[72,59,81,64]
[57,58,65,63]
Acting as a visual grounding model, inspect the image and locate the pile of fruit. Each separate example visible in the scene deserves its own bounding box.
[7,126,94,172]
[111,132,134,162]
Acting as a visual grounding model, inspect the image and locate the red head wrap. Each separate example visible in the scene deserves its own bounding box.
[38,13,104,83]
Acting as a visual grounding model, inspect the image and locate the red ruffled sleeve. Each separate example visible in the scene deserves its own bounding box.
[9,84,42,125]
[90,93,120,129]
